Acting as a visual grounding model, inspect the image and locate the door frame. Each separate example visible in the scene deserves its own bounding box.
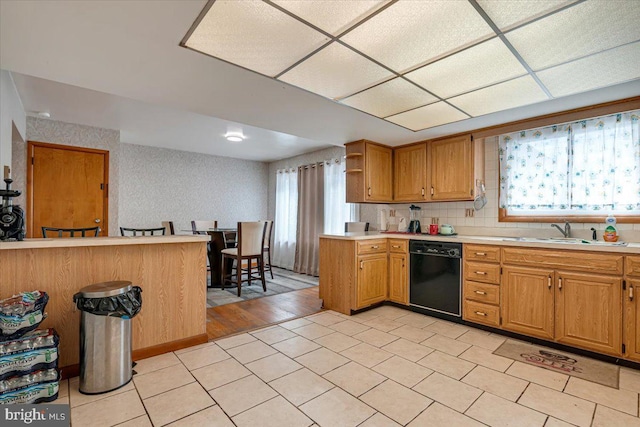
[27,141,110,237]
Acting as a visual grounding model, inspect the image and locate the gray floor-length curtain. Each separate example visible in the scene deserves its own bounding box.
[294,163,324,276]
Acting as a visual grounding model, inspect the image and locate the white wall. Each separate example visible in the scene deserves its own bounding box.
[119,143,268,232]
[361,136,640,242]
[0,70,26,176]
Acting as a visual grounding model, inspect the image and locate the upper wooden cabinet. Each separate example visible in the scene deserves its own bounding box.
[347,134,483,203]
[429,134,480,201]
[346,140,393,203]
[394,143,427,202]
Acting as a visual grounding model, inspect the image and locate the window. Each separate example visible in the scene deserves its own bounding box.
[499,109,640,221]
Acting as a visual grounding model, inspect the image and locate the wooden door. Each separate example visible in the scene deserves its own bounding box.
[28,142,108,237]
[555,271,622,356]
[365,144,393,202]
[429,135,473,201]
[389,252,408,305]
[624,279,640,362]
[502,266,555,340]
[356,253,387,309]
[394,143,427,202]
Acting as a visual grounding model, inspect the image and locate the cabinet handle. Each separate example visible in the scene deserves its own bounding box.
[392,245,401,249]
[474,290,486,295]
[558,277,562,290]
[368,187,372,196]
[630,285,634,301]
[360,260,363,270]
[371,245,379,249]
[548,276,551,289]
[430,187,434,196]
[475,271,487,275]
[475,252,486,256]
[402,258,405,268]
[474,311,487,316]
[421,187,425,197]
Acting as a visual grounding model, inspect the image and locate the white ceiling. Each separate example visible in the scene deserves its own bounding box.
[1,0,639,162]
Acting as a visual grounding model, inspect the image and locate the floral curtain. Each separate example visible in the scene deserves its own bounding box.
[499,110,640,214]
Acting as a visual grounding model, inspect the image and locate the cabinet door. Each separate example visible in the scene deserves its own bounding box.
[502,266,555,340]
[555,271,622,356]
[624,279,640,362]
[389,252,408,305]
[365,144,393,202]
[356,254,388,309]
[394,143,427,202]
[429,135,473,201]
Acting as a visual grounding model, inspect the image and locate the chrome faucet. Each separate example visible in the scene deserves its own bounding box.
[551,221,571,238]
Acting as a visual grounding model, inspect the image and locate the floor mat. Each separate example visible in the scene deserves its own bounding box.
[207,267,318,308]
[493,339,619,388]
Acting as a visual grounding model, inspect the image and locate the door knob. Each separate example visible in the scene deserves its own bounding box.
[95,219,101,223]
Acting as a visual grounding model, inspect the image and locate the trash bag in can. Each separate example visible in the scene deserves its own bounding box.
[73,285,142,318]
[72,281,142,394]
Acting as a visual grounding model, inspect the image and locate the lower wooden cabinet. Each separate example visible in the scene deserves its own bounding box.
[389,252,408,305]
[355,254,388,309]
[555,271,622,356]
[625,279,640,362]
[501,266,555,341]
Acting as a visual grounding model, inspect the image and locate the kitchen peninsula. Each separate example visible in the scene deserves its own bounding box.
[0,235,209,374]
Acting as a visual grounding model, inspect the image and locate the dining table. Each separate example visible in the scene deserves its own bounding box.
[190,228,237,287]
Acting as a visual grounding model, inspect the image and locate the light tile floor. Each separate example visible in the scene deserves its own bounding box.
[56,306,640,427]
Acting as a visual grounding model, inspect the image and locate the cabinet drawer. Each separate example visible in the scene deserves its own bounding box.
[357,239,388,255]
[464,261,500,284]
[464,300,500,327]
[464,245,501,263]
[464,280,499,305]
[388,239,408,254]
[502,247,623,275]
[627,256,640,278]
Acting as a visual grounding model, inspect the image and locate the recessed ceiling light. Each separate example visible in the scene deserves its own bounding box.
[225,132,245,142]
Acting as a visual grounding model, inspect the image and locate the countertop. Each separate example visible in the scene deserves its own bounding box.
[320,232,640,254]
[0,234,210,250]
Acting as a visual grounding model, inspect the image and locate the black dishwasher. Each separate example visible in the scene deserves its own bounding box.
[409,240,462,319]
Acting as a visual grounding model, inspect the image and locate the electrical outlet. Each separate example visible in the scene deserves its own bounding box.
[465,208,475,217]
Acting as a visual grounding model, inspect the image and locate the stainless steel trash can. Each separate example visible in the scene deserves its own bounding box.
[75,281,137,394]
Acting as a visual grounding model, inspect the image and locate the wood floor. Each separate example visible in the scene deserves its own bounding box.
[206,287,323,340]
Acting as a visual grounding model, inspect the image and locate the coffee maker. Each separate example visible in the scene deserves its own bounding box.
[0,178,25,241]
[407,204,421,234]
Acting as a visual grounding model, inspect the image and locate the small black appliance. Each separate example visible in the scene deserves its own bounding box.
[0,178,25,241]
[407,204,421,233]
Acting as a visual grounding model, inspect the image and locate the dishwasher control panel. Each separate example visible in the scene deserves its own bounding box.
[409,241,461,258]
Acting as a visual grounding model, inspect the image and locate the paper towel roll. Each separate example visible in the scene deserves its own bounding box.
[379,210,387,231]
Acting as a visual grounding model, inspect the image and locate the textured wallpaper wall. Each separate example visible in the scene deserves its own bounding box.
[119,143,268,233]
[267,145,345,221]
[13,117,120,235]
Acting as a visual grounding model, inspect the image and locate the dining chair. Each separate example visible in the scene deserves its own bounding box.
[191,220,218,234]
[161,221,175,235]
[42,226,101,238]
[221,221,267,296]
[345,222,369,232]
[261,220,274,279]
[120,227,166,236]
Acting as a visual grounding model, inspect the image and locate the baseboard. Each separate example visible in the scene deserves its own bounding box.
[59,333,209,380]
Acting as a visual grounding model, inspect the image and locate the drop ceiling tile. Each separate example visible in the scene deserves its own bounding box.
[340,0,494,73]
[386,102,469,131]
[476,0,577,31]
[340,78,437,118]
[448,75,549,117]
[278,42,393,100]
[506,0,640,70]
[185,0,329,77]
[271,0,390,36]
[405,38,527,99]
[537,42,640,98]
